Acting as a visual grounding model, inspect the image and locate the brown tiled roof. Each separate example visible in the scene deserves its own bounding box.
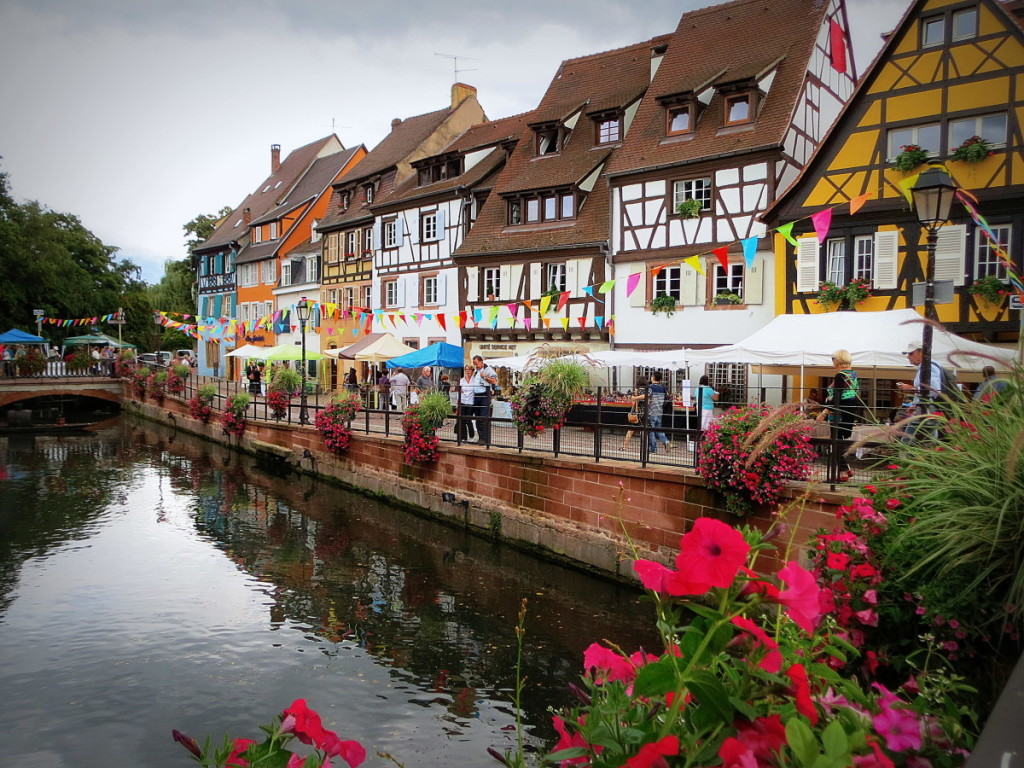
[342,107,452,182]
[197,135,340,252]
[375,112,535,209]
[251,147,361,226]
[234,240,278,265]
[457,36,669,257]
[317,171,397,232]
[606,0,830,177]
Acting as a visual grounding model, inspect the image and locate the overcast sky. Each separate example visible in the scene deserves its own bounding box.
[0,0,908,283]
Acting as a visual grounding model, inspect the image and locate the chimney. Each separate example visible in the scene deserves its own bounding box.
[243,207,252,225]
[270,143,281,173]
[451,82,477,109]
[391,118,403,130]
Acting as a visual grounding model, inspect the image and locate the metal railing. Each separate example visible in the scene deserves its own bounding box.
[164,377,896,487]
[0,359,121,379]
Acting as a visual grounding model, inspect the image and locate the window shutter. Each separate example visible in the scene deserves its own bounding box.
[575,258,592,293]
[744,255,763,305]
[510,264,524,300]
[436,209,446,241]
[213,294,223,317]
[409,211,420,245]
[934,224,966,287]
[499,265,512,300]
[436,274,447,305]
[394,217,405,245]
[529,263,542,297]
[565,260,578,297]
[215,253,224,273]
[680,263,700,306]
[796,236,820,293]
[466,266,479,302]
[199,296,208,318]
[625,262,646,307]
[873,230,899,290]
[372,219,381,250]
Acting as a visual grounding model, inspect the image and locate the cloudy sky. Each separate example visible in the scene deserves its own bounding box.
[0,0,908,282]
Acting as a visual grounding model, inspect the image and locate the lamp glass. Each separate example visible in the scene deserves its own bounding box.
[911,167,956,227]
[296,297,310,323]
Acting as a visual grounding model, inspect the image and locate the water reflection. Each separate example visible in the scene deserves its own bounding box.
[0,419,656,767]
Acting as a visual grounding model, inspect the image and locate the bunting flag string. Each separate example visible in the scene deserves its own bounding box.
[43,313,121,326]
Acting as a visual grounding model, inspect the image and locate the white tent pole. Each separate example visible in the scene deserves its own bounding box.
[800,352,805,407]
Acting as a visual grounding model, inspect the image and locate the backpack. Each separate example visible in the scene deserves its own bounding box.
[936,366,965,408]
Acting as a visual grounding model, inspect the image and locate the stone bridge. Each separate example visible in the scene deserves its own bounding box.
[0,376,124,410]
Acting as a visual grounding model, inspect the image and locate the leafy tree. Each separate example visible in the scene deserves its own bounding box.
[184,206,232,252]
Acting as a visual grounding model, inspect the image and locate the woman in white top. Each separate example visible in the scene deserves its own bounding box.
[458,366,478,442]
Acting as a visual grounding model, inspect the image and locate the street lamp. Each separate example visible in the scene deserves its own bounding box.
[296,296,310,425]
[911,165,957,395]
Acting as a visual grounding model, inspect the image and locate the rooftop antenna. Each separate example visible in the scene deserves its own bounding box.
[434,52,479,83]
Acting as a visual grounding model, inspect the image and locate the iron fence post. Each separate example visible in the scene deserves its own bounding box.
[594,386,602,463]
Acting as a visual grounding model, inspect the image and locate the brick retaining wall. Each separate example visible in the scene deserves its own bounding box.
[126,388,847,580]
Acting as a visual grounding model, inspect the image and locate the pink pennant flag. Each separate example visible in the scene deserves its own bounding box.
[626,272,642,297]
[524,317,533,331]
[506,302,519,318]
[811,208,832,242]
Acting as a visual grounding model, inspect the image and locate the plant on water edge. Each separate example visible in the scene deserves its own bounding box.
[532,517,969,768]
[15,347,46,376]
[115,348,136,378]
[697,403,815,517]
[950,136,994,164]
[266,390,292,420]
[966,274,1010,305]
[675,198,703,219]
[650,293,678,317]
[172,698,365,768]
[168,362,190,394]
[189,383,217,423]
[893,144,930,172]
[220,392,250,437]
[509,360,588,438]
[402,392,450,465]
[148,369,168,404]
[314,392,360,454]
[133,365,151,398]
[66,347,93,373]
[270,366,302,394]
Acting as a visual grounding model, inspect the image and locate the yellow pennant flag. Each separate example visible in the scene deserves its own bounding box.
[560,317,569,331]
[897,173,920,204]
[539,294,552,316]
[684,254,704,275]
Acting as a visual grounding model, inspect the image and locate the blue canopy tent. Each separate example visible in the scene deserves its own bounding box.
[385,342,464,370]
[0,328,45,344]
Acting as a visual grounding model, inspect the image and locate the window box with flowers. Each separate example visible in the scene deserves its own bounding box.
[675,198,703,219]
[713,291,743,306]
[650,293,678,317]
[817,277,872,310]
[892,144,930,172]
[968,274,1010,306]
[951,135,994,164]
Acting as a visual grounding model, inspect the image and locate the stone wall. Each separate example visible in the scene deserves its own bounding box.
[126,388,846,581]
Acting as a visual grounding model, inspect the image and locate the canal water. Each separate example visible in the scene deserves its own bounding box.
[0,418,656,768]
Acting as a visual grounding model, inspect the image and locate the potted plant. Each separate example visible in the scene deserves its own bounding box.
[893,143,930,172]
[649,293,677,317]
[115,348,136,378]
[66,347,93,374]
[148,369,168,404]
[314,392,361,454]
[675,198,703,219]
[402,391,451,465]
[713,291,743,306]
[132,365,151,398]
[509,358,588,438]
[15,348,46,376]
[189,383,217,423]
[220,392,251,437]
[968,274,1010,305]
[817,279,872,311]
[951,135,994,164]
[267,366,301,420]
[167,363,189,394]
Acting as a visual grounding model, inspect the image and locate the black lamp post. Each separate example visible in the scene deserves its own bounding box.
[910,166,957,395]
[296,296,310,425]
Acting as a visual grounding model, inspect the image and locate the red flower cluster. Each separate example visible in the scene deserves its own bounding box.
[697,404,815,516]
[188,396,212,423]
[402,410,440,465]
[220,410,246,438]
[147,373,166,404]
[510,380,569,437]
[281,699,365,768]
[166,374,185,394]
[267,390,292,420]
[132,369,149,398]
[314,400,357,455]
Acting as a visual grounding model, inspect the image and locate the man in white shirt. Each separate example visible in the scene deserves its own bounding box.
[896,341,944,440]
[471,355,498,444]
[389,368,411,412]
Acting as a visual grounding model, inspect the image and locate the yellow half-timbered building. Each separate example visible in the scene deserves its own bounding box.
[765,0,1024,343]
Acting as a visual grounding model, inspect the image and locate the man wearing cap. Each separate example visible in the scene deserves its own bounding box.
[896,341,943,406]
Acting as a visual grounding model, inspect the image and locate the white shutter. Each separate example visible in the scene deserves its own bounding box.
[744,254,764,305]
[796,236,820,293]
[509,264,524,300]
[499,264,512,300]
[626,262,647,307]
[681,263,700,306]
[395,217,405,245]
[371,219,380,250]
[397,278,408,308]
[565,261,578,297]
[530,263,542,298]
[873,230,899,290]
[409,211,420,245]
[436,209,446,241]
[466,266,479,302]
[436,273,448,305]
[934,224,966,287]
[575,257,592,293]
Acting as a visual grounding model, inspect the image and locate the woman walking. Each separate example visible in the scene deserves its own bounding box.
[817,348,862,482]
[697,374,719,431]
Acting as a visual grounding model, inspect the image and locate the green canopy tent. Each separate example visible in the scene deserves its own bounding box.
[62,333,136,348]
[261,343,323,361]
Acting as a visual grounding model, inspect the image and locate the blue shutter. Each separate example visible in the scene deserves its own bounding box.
[227,252,236,273]
[227,294,236,318]
[200,258,208,277]
[213,294,223,317]
[215,252,224,274]
[199,296,208,319]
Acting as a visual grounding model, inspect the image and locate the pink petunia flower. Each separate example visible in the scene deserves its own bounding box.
[873,706,922,752]
[678,518,750,590]
[787,664,819,725]
[583,642,636,684]
[730,616,782,673]
[777,561,822,633]
[622,735,680,768]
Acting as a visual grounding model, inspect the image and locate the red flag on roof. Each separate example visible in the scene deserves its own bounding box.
[829,19,847,74]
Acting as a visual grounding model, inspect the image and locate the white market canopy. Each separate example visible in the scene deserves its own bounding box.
[484,348,689,372]
[667,309,1016,370]
[353,334,417,363]
[225,344,266,358]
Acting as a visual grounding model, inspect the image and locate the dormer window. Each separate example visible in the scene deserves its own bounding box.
[364,184,374,204]
[725,93,753,125]
[535,124,562,156]
[507,189,578,226]
[595,114,621,144]
[667,104,694,135]
[251,226,262,245]
[415,157,464,187]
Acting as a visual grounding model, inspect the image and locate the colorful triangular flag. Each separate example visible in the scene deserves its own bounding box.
[740,236,759,267]
[811,208,832,242]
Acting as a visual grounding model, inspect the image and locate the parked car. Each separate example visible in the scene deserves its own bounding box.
[137,353,159,366]
[175,349,196,366]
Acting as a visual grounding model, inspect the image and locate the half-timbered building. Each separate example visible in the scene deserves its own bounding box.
[453,37,674,360]
[606,0,855,368]
[366,113,530,350]
[193,137,342,377]
[765,0,1023,347]
[317,84,485,376]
